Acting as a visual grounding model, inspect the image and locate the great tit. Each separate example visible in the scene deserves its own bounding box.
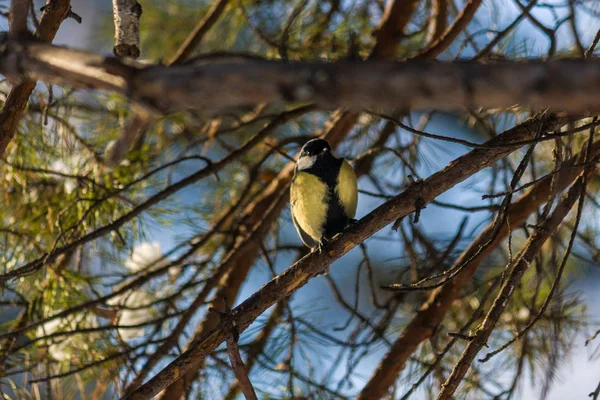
[290,138,358,252]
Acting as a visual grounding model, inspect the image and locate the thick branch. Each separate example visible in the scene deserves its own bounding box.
[2,39,600,113]
[124,114,569,400]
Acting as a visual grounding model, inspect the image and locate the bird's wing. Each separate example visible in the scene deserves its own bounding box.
[292,212,317,248]
[336,160,358,218]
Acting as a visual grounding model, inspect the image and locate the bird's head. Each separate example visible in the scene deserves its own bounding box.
[296,139,333,171]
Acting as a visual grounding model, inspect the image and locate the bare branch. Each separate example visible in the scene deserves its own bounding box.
[216,300,259,400]
[416,0,483,60]
[168,0,230,65]
[111,0,142,59]
[2,38,600,113]
[370,0,420,59]
[357,137,600,400]
[437,175,587,399]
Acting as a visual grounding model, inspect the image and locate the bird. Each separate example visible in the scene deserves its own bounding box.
[290,138,358,253]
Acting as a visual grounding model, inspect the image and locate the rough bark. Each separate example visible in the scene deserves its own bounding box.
[111,0,142,59]
[3,39,600,113]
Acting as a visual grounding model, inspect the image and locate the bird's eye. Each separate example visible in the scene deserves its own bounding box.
[322,147,328,153]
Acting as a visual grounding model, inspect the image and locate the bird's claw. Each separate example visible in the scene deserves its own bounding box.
[316,238,330,255]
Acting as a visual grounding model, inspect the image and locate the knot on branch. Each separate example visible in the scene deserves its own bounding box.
[280,67,337,106]
[209,296,239,343]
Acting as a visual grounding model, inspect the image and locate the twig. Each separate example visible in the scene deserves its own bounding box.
[169,0,230,65]
[479,118,597,363]
[585,29,600,59]
[586,328,600,346]
[436,176,587,400]
[213,298,258,400]
[356,133,600,400]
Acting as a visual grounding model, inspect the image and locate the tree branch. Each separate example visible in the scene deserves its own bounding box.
[2,38,600,113]
[437,174,587,399]
[168,0,230,65]
[370,0,420,59]
[415,0,483,59]
[111,0,142,59]
[153,2,423,396]
[357,136,600,399]
[9,0,29,36]
[124,113,572,400]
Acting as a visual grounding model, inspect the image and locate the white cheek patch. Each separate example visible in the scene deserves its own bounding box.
[296,156,316,171]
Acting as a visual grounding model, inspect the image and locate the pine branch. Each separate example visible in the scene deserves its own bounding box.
[124,113,572,400]
[357,136,600,400]
[1,37,600,114]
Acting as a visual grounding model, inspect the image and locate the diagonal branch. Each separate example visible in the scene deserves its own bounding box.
[437,173,588,399]
[356,137,600,400]
[124,113,572,400]
[154,2,428,397]
[370,0,420,59]
[168,0,230,65]
[415,0,483,60]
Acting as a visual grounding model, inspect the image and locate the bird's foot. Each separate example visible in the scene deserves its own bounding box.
[315,237,330,255]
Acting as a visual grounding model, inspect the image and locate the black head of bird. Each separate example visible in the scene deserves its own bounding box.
[295,138,334,172]
[290,138,358,253]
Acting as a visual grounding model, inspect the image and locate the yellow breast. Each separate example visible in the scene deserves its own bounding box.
[290,172,329,241]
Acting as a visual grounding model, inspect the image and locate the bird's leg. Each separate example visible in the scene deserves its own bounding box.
[316,236,330,255]
[312,236,333,276]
